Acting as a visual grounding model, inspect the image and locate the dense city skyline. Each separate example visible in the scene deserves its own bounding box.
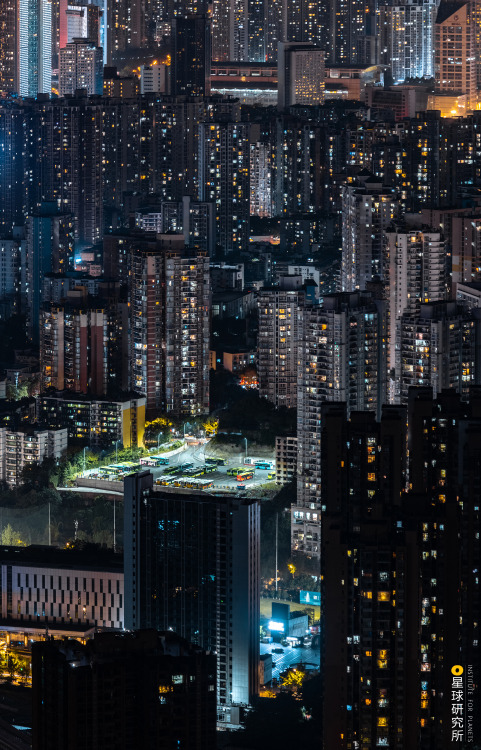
[0,1,479,748]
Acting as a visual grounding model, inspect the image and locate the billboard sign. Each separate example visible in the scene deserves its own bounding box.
[300,590,320,605]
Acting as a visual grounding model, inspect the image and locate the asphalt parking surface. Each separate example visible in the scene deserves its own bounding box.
[150,443,275,492]
[260,641,320,681]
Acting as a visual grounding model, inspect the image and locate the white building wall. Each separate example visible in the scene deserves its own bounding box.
[0,563,124,629]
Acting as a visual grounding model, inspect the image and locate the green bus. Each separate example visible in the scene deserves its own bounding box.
[227,466,245,476]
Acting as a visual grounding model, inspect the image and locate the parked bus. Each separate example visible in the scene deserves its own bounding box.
[237,471,254,482]
[254,461,274,470]
[183,467,202,477]
[205,457,226,466]
[158,477,176,486]
[183,479,214,490]
[227,467,245,476]
[267,471,276,480]
[140,456,170,467]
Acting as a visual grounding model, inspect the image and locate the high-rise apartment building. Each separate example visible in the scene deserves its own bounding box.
[103,0,146,62]
[171,15,211,97]
[328,0,377,64]
[0,233,26,316]
[0,425,67,485]
[407,388,481,749]
[262,0,326,61]
[26,94,103,247]
[384,224,446,400]
[249,122,273,218]
[25,203,74,344]
[0,103,27,235]
[294,291,388,557]
[59,39,103,96]
[0,0,17,95]
[139,63,167,94]
[320,390,481,748]
[257,279,305,409]
[32,630,217,750]
[38,391,145,448]
[378,0,437,83]
[273,115,324,217]
[285,0,325,47]
[322,497,422,748]
[198,120,250,254]
[247,0,267,61]
[277,43,325,109]
[341,176,400,292]
[146,197,216,256]
[40,291,127,396]
[124,472,260,726]
[129,234,210,417]
[451,212,481,292]
[152,97,208,202]
[64,2,101,45]
[18,0,52,97]
[102,97,146,229]
[435,0,478,110]
[400,301,481,401]
[211,0,248,61]
[400,112,450,210]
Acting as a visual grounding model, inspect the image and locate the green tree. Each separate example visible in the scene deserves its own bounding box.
[6,653,19,681]
[6,382,29,401]
[1,524,25,546]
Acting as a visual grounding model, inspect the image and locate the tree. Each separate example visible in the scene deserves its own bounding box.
[6,653,19,681]
[280,667,307,699]
[1,524,25,547]
[20,457,59,489]
[6,382,29,401]
[202,416,219,437]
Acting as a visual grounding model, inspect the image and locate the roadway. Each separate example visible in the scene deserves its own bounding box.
[260,641,320,681]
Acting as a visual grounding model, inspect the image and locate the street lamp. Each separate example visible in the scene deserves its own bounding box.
[115,439,121,463]
[244,437,248,461]
[83,446,86,473]
[157,432,162,452]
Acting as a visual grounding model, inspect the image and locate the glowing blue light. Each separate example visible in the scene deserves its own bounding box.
[268,620,285,632]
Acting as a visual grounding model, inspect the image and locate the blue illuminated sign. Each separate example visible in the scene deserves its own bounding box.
[300,590,320,605]
[268,620,285,633]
